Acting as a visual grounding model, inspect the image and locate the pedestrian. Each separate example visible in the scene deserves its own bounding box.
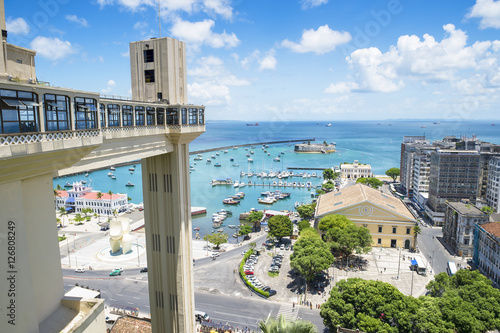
[384,267,386,272]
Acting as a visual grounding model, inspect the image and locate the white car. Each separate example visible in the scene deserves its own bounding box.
[75,267,85,273]
[210,252,220,257]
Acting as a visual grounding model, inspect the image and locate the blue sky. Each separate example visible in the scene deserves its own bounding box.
[5,0,500,121]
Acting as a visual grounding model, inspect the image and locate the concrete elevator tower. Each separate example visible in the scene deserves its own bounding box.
[130,37,200,332]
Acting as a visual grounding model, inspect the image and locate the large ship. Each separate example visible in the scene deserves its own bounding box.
[246,122,259,126]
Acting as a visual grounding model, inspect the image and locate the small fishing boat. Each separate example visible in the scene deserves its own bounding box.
[125,181,134,187]
[129,167,135,172]
[214,163,221,167]
[64,182,72,187]
[110,166,116,171]
[111,175,116,179]
[194,227,200,231]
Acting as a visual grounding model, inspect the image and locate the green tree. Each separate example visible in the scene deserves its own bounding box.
[248,211,264,230]
[268,215,293,241]
[258,314,318,333]
[96,192,103,222]
[107,190,113,219]
[316,189,325,195]
[385,167,400,182]
[73,213,84,225]
[326,222,372,258]
[81,207,93,220]
[322,180,335,191]
[356,177,383,189]
[239,224,252,236]
[481,206,494,215]
[298,220,311,232]
[297,203,316,219]
[203,233,229,249]
[58,207,68,227]
[249,241,256,251]
[413,225,421,251]
[299,227,321,239]
[291,236,334,299]
[323,168,334,181]
[318,214,351,232]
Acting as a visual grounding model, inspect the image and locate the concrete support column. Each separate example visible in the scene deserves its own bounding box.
[0,173,64,333]
[142,143,194,333]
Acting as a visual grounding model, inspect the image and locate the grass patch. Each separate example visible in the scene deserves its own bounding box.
[268,272,279,277]
[58,236,66,242]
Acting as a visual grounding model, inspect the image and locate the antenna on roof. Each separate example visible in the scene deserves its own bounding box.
[158,0,161,37]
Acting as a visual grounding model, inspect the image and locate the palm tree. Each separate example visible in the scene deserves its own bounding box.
[96,192,103,222]
[413,225,422,251]
[54,188,60,207]
[258,314,318,333]
[249,241,256,251]
[58,207,68,227]
[73,213,84,225]
[107,190,113,220]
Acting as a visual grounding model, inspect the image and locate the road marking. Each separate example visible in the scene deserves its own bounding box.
[116,294,124,297]
[133,297,140,300]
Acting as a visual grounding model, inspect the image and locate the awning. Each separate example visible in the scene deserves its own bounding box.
[21,100,39,107]
[47,101,67,109]
[65,207,73,211]
[410,259,417,266]
[65,197,75,203]
[2,98,25,107]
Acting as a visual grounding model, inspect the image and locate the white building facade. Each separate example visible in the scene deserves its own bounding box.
[487,157,500,213]
[340,160,373,179]
[473,222,500,287]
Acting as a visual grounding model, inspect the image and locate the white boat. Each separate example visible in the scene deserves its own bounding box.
[206,158,212,164]
[248,158,254,163]
[232,163,239,167]
[239,182,246,188]
[273,157,280,162]
[85,172,89,177]
[108,172,114,176]
[326,123,332,127]
[110,166,115,171]
[211,155,216,159]
[197,154,203,157]
[258,197,276,204]
[273,181,278,186]
[125,181,134,187]
[111,175,116,179]
[224,150,228,153]
[233,181,240,188]
[241,171,246,177]
[129,167,135,171]
[233,146,238,150]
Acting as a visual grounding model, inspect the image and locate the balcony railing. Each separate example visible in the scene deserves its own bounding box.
[0,124,205,146]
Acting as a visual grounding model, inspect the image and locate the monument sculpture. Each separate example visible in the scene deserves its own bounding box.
[109,218,132,254]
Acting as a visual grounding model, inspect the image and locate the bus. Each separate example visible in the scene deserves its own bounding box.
[447,261,458,276]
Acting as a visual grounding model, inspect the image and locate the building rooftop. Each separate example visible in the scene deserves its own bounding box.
[316,183,414,220]
[110,315,152,333]
[481,222,500,238]
[446,202,485,216]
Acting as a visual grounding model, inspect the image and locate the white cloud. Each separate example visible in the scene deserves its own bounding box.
[281,25,351,54]
[30,37,76,60]
[299,0,328,10]
[467,0,500,29]
[324,81,359,94]
[188,56,250,85]
[101,79,116,94]
[65,14,89,27]
[133,21,148,30]
[121,51,130,57]
[188,82,231,105]
[327,24,500,93]
[203,0,233,20]
[259,49,277,71]
[6,17,30,35]
[170,19,239,49]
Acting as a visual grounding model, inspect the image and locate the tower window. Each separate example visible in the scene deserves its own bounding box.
[145,70,155,83]
[144,49,154,63]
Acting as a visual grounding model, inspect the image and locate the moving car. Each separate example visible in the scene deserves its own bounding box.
[75,267,85,273]
[140,267,148,273]
[109,269,122,276]
[195,310,210,322]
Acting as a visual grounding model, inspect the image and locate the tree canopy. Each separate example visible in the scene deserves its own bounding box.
[259,314,318,333]
[356,177,383,189]
[321,270,500,333]
[238,224,252,236]
[291,236,334,283]
[298,220,312,233]
[203,233,229,249]
[319,215,372,257]
[323,169,340,181]
[268,215,293,241]
[481,206,494,215]
[385,167,400,182]
[296,203,316,219]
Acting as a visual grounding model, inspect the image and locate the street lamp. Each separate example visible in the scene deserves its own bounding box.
[397,247,401,280]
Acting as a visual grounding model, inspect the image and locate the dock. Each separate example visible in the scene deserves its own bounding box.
[189,138,316,155]
[286,167,325,170]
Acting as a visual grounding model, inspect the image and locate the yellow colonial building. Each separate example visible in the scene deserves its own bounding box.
[314,184,417,249]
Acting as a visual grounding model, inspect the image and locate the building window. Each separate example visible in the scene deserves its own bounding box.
[406,227,411,235]
[156,108,164,125]
[392,227,397,234]
[135,106,145,125]
[181,108,187,124]
[147,107,155,125]
[0,89,39,134]
[99,104,105,128]
[145,70,155,83]
[107,104,120,127]
[189,108,198,124]
[378,226,383,233]
[378,238,382,245]
[166,108,179,125]
[74,97,97,129]
[122,105,133,126]
[363,224,368,228]
[44,93,70,131]
[144,49,154,63]
[464,238,470,245]
[198,108,205,124]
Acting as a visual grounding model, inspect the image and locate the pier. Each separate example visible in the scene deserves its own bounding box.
[189,138,316,155]
[286,167,325,170]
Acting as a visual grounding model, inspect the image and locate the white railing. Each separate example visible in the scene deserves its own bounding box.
[1,124,205,146]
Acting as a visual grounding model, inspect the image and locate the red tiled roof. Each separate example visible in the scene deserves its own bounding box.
[82,192,126,200]
[481,222,500,238]
[56,190,68,197]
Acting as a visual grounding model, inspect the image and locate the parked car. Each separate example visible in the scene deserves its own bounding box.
[140,267,148,273]
[109,269,122,276]
[211,252,220,257]
[75,267,85,273]
[244,270,254,275]
[268,290,277,296]
[280,244,285,250]
[262,286,271,292]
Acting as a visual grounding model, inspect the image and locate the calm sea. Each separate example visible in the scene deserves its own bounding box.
[54,120,500,240]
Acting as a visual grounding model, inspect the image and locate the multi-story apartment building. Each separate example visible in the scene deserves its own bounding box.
[340,160,372,179]
[427,149,480,226]
[487,157,500,213]
[473,221,500,287]
[400,136,430,198]
[443,201,488,257]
